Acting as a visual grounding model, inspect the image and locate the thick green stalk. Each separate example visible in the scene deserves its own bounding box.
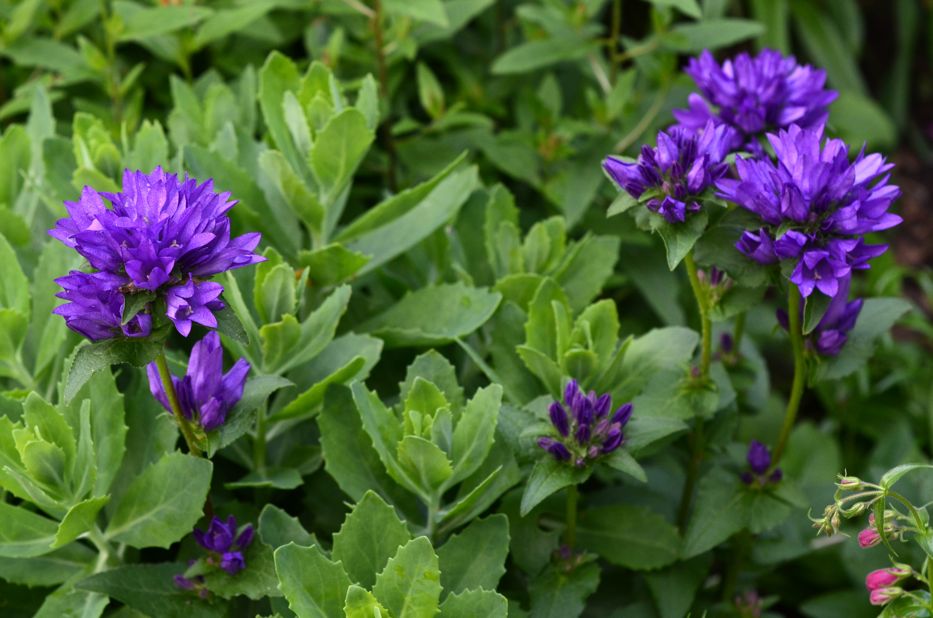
[154,352,202,457]
[771,286,805,465]
[253,403,267,472]
[732,311,746,352]
[683,252,711,378]
[564,485,579,548]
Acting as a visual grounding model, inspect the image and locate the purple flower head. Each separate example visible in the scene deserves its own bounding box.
[539,380,634,467]
[743,440,781,487]
[717,124,900,297]
[53,271,152,341]
[50,167,264,337]
[604,121,736,223]
[192,515,254,575]
[674,49,837,151]
[146,331,250,431]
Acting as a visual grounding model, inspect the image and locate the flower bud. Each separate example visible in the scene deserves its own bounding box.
[837,475,862,491]
[865,569,900,591]
[858,527,882,548]
[869,586,903,606]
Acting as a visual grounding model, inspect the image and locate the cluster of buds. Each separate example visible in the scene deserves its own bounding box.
[858,511,903,548]
[697,266,731,306]
[865,564,912,606]
[740,441,781,487]
[538,380,634,468]
[174,515,255,595]
[812,476,887,536]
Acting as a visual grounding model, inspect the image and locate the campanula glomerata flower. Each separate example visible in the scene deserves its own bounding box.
[50,167,264,338]
[674,49,837,152]
[146,331,249,431]
[538,380,633,468]
[603,120,735,223]
[717,124,900,298]
[741,440,781,486]
[193,515,254,575]
[52,271,152,341]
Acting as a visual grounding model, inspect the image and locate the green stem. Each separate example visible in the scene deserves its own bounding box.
[732,311,746,352]
[154,352,202,457]
[608,0,622,79]
[564,485,579,548]
[676,418,704,530]
[426,495,440,543]
[683,252,711,378]
[88,525,115,573]
[771,286,805,466]
[253,402,267,472]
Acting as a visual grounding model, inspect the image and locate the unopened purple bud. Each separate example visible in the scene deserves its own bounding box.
[538,437,571,461]
[564,380,581,410]
[220,551,246,575]
[587,445,601,459]
[740,471,754,485]
[549,402,570,436]
[747,440,771,475]
[720,332,734,354]
[601,426,624,453]
[769,468,783,484]
[593,393,611,418]
[174,575,196,590]
[709,266,724,286]
[574,422,591,445]
[611,403,633,426]
[776,309,789,331]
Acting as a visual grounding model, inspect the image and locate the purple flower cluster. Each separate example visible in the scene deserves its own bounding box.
[175,515,254,592]
[538,380,633,468]
[777,277,863,356]
[674,49,837,152]
[50,168,263,340]
[147,332,249,431]
[717,124,899,299]
[604,121,735,223]
[741,440,781,486]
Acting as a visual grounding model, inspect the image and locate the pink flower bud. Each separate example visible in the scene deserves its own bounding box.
[865,569,900,590]
[869,586,902,606]
[858,527,881,548]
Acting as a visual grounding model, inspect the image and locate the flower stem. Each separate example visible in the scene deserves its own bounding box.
[676,418,704,530]
[564,485,579,548]
[253,402,267,472]
[683,251,712,378]
[732,311,746,352]
[771,285,805,466]
[154,352,202,457]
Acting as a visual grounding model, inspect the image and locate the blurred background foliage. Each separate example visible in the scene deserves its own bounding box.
[0,0,931,616]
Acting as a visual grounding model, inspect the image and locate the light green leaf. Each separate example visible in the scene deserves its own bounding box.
[0,502,59,558]
[52,495,110,549]
[528,562,600,618]
[261,285,351,374]
[666,19,764,52]
[657,212,708,271]
[105,452,212,548]
[208,375,293,457]
[437,514,509,596]
[331,491,412,589]
[116,2,213,41]
[438,588,508,618]
[33,588,108,618]
[643,0,702,18]
[397,435,453,496]
[295,243,370,287]
[274,542,353,618]
[448,384,501,486]
[309,109,374,204]
[373,536,442,618]
[344,584,391,618]
[362,282,501,348]
[491,36,595,75]
[258,504,316,549]
[384,0,449,26]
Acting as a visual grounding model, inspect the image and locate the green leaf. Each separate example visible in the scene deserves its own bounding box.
[448,384,501,486]
[193,1,277,49]
[78,563,225,618]
[603,449,647,483]
[309,109,374,204]
[258,52,307,182]
[258,504,316,549]
[790,0,866,94]
[260,285,351,374]
[0,502,59,558]
[681,467,746,559]
[225,467,303,490]
[274,542,352,618]
[296,243,370,287]
[437,514,509,596]
[607,327,698,402]
[105,452,212,548]
[384,0,449,26]
[397,435,453,496]
[520,459,588,516]
[644,555,712,618]
[880,464,933,490]
[362,282,501,348]
[576,506,680,570]
[207,375,292,457]
[344,584,391,618]
[372,536,442,618]
[438,589,508,618]
[32,587,108,618]
[116,2,213,41]
[331,491,412,589]
[52,496,110,549]
[815,298,912,382]
[400,350,465,410]
[214,303,251,347]
[64,339,162,402]
[657,211,708,271]
[666,19,764,52]
[0,543,94,587]
[528,562,600,618]
[802,291,833,335]
[341,166,479,276]
[417,62,445,118]
[644,0,702,18]
[259,149,325,238]
[0,231,29,315]
[831,91,897,149]
[491,36,596,75]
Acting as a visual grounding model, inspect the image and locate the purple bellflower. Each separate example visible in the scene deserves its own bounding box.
[741,440,781,486]
[52,271,152,341]
[146,331,249,431]
[603,120,736,223]
[674,49,837,152]
[717,124,900,298]
[193,515,254,575]
[50,167,264,338]
[777,276,863,356]
[538,380,634,468]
